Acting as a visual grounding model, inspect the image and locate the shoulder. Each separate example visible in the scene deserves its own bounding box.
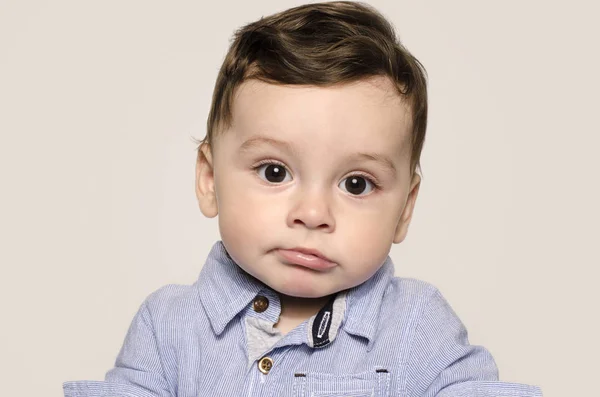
[140,282,203,325]
[384,276,441,310]
[379,276,459,330]
[145,282,197,305]
[380,276,472,348]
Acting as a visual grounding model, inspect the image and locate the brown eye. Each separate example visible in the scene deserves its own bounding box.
[256,163,292,183]
[339,176,374,196]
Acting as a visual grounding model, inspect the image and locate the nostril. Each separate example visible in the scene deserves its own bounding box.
[293,219,331,230]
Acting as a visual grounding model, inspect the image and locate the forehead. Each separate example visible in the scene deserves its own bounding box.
[227,76,412,156]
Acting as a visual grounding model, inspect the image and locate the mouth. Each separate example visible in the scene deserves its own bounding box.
[275,247,337,271]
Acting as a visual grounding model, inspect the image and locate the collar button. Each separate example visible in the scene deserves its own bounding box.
[253,295,269,313]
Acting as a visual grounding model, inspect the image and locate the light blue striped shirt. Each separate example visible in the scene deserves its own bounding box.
[63,241,543,396]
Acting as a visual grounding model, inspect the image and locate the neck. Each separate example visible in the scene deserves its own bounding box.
[278,293,333,319]
[273,293,337,335]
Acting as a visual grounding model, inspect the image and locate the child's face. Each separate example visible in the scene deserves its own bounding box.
[196,76,420,298]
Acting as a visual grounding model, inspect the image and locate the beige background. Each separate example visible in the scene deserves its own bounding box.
[1,1,598,396]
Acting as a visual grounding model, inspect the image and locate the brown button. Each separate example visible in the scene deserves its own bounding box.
[253,295,269,313]
[258,356,273,374]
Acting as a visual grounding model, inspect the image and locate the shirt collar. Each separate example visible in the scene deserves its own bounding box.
[196,240,395,347]
[196,241,267,335]
[343,255,395,349]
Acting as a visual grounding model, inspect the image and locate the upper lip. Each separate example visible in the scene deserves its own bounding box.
[283,247,333,263]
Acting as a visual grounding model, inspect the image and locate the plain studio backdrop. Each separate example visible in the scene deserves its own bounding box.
[1,1,598,396]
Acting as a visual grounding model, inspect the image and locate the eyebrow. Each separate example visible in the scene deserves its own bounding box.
[239,136,297,155]
[239,135,397,174]
[350,152,397,174]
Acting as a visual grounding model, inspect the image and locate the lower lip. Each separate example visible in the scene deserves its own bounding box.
[276,249,337,271]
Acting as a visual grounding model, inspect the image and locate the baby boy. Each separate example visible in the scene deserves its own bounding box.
[63,2,543,396]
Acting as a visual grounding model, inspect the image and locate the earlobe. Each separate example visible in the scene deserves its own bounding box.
[393,172,421,244]
[195,142,219,218]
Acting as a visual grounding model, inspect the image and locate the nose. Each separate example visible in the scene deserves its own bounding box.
[287,188,335,232]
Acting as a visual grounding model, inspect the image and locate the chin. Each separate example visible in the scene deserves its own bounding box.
[269,277,333,298]
[283,289,329,299]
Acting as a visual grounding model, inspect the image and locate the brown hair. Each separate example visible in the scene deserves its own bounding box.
[195,1,428,176]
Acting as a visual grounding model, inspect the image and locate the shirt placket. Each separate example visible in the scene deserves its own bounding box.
[243,289,314,396]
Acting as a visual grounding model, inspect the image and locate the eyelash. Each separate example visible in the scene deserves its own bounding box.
[251,159,382,191]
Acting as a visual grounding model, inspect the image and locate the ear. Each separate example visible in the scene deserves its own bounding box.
[195,142,218,218]
[393,172,421,244]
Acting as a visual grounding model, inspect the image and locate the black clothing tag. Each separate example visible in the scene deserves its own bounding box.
[311,295,336,348]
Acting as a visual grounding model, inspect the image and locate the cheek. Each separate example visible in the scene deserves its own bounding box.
[343,202,398,240]
[216,176,284,245]
[338,206,399,268]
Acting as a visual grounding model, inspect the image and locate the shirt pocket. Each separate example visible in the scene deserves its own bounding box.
[292,368,390,397]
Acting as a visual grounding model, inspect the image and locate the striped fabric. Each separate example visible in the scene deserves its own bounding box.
[63,241,543,396]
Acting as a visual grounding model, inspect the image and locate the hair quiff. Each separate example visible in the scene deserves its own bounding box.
[196,1,428,176]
